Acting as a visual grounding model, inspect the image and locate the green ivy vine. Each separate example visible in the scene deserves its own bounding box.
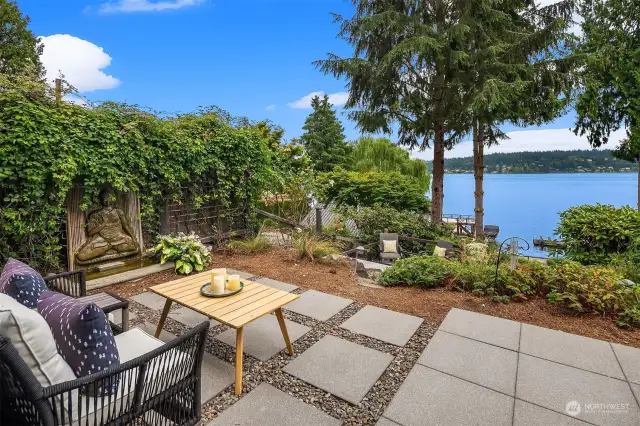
[0,78,272,271]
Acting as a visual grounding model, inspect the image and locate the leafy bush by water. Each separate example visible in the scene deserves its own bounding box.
[316,169,430,212]
[555,204,640,265]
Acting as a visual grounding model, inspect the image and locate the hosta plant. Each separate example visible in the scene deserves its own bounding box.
[154,233,212,274]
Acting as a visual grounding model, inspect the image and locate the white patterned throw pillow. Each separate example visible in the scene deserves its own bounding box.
[383,240,398,253]
[0,293,76,388]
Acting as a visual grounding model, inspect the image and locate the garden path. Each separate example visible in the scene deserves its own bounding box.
[121,273,640,425]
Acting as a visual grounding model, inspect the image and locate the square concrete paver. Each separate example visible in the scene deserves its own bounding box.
[131,292,167,311]
[207,383,340,426]
[169,306,220,328]
[612,343,640,385]
[375,418,401,426]
[516,354,640,425]
[417,330,518,395]
[632,383,640,403]
[439,308,520,351]
[201,352,235,402]
[513,400,590,426]
[284,290,352,321]
[283,335,393,404]
[215,314,310,361]
[520,324,624,379]
[340,305,423,346]
[255,277,298,292]
[383,365,513,426]
[226,268,255,280]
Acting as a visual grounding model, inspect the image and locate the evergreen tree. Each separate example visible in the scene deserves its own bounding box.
[612,139,640,209]
[300,95,350,172]
[317,0,516,223]
[575,0,640,209]
[0,0,44,80]
[462,0,577,237]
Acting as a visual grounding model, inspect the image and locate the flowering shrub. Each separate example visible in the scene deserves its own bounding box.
[154,233,211,274]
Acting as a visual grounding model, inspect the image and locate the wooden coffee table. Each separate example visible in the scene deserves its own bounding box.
[149,271,299,395]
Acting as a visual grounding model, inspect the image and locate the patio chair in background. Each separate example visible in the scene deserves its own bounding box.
[379,233,402,265]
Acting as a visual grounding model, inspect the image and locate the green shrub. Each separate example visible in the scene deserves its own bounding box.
[546,261,631,315]
[617,306,640,328]
[227,234,270,254]
[154,233,212,274]
[293,231,340,261]
[555,204,640,265]
[379,256,459,288]
[316,169,430,212]
[341,204,453,254]
[323,216,353,238]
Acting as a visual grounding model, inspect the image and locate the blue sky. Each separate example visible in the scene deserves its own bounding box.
[19,0,624,159]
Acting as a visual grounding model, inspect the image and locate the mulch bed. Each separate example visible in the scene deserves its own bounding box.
[98,247,640,348]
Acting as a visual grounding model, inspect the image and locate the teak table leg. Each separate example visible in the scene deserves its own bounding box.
[235,327,244,395]
[155,299,172,338]
[275,308,294,355]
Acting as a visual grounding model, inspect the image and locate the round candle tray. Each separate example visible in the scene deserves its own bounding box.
[200,281,244,298]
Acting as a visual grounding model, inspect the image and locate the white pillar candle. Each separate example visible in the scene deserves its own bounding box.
[227,275,241,291]
[210,268,226,284]
[213,275,225,295]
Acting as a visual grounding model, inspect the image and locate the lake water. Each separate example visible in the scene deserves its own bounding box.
[442,173,637,256]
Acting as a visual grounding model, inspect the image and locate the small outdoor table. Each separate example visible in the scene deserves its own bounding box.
[79,291,130,334]
[149,271,299,395]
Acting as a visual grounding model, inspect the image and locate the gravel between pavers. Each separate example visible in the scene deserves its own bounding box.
[122,289,436,425]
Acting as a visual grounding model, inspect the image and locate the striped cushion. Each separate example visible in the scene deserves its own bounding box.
[0,258,48,308]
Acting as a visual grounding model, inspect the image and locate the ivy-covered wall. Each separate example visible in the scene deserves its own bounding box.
[0,83,272,272]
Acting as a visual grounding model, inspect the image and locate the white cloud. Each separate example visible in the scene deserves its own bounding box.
[98,0,204,13]
[40,34,120,93]
[409,127,628,161]
[288,91,349,109]
[266,105,276,111]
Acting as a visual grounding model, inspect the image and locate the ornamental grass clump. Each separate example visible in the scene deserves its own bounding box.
[154,233,212,274]
[227,234,270,254]
[293,231,339,261]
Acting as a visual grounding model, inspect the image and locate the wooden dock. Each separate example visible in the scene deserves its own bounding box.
[442,214,475,236]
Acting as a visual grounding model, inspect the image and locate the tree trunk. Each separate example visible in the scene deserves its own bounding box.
[431,126,445,223]
[473,122,485,239]
[430,4,446,224]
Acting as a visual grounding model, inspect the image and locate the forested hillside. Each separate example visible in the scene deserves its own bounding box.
[436,150,638,174]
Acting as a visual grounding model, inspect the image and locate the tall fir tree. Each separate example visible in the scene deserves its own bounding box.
[317,0,493,223]
[575,0,640,209]
[0,0,44,80]
[300,95,350,172]
[462,0,577,237]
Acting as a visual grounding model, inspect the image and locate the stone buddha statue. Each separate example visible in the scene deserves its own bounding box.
[76,189,140,265]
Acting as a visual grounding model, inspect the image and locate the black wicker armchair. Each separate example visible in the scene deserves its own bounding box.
[0,321,209,426]
[43,270,87,298]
